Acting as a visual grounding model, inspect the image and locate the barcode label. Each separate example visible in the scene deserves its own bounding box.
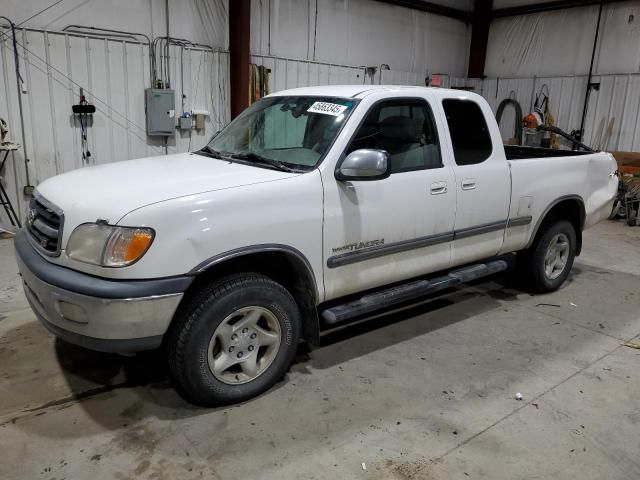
[307,102,348,116]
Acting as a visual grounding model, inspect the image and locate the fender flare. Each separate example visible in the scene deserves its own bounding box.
[525,194,586,250]
[189,244,320,305]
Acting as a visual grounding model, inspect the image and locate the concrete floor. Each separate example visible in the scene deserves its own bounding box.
[1,221,639,480]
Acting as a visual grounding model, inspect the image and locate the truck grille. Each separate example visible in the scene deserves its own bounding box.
[26,196,63,256]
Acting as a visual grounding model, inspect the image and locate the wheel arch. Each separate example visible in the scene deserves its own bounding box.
[184,245,321,344]
[526,195,586,254]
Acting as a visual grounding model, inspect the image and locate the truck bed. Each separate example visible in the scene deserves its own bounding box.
[505,145,593,160]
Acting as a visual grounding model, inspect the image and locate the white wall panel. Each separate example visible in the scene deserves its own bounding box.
[0,28,229,227]
[1,1,229,228]
[315,0,416,70]
[250,53,447,93]
[251,54,363,91]
[251,0,471,77]
[486,8,598,77]
[486,1,640,77]
[380,69,423,86]
[3,0,229,49]
[409,10,471,77]
[596,2,640,75]
[251,0,314,60]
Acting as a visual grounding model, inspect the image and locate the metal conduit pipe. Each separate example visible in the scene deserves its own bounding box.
[151,36,217,88]
[165,36,217,51]
[62,25,153,86]
[64,30,138,40]
[578,0,604,142]
[0,16,31,188]
[152,37,162,86]
[166,0,170,88]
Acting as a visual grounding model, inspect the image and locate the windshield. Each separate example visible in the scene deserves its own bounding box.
[202,96,357,170]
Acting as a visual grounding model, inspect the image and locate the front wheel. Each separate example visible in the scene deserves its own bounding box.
[167,273,301,406]
[517,220,577,293]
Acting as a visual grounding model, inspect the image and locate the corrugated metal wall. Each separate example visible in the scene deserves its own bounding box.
[251,54,364,89]
[0,27,229,226]
[480,74,640,151]
[486,2,640,77]
[251,54,478,91]
[251,54,430,89]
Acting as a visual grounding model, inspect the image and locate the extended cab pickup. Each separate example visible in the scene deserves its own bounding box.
[16,86,618,405]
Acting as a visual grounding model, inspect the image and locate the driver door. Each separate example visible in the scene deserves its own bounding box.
[322,97,456,301]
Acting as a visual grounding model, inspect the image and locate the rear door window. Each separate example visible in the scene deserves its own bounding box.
[442,99,493,166]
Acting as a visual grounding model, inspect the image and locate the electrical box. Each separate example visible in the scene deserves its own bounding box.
[178,116,192,130]
[192,109,209,129]
[194,114,205,129]
[145,89,175,136]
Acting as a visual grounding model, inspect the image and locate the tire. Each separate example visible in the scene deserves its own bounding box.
[167,273,301,406]
[608,200,622,220]
[517,220,577,293]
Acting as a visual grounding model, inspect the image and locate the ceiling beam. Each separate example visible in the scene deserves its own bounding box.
[371,0,471,22]
[493,0,622,18]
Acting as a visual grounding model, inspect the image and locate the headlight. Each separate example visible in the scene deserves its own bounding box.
[67,223,155,267]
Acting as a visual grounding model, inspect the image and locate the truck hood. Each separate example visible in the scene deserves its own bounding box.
[36,153,298,224]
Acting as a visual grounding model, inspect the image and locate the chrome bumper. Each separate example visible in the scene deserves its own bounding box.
[15,230,190,353]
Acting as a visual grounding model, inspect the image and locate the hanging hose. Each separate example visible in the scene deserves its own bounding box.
[495,98,523,145]
[537,125,593,152]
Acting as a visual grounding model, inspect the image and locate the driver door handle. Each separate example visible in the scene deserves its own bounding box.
[430,181,448,195]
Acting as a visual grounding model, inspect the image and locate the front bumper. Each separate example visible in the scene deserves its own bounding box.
[15,230,193,353]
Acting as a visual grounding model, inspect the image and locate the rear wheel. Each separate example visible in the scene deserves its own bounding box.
[167,273,301,406]
[517,220,576,293]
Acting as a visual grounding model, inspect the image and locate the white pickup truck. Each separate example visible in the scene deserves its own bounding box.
[16,85,617,406]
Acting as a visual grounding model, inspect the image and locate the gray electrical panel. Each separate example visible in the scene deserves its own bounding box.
[145,88,175,136]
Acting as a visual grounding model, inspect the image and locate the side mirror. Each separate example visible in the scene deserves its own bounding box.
[335,149,391,181]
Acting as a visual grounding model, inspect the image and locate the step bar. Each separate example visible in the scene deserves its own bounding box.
[321,260,508,325]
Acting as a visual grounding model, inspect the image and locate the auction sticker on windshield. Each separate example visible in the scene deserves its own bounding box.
[307,102,348,116]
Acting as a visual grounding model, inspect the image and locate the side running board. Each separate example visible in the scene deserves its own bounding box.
[321,260,507,325]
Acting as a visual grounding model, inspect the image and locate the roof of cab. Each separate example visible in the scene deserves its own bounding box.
[266,84,480,100]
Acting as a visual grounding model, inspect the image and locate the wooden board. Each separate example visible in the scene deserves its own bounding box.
[610,151,640,176]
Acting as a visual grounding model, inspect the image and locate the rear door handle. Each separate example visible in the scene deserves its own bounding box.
[430,181,448,195]
[461,179,476,190]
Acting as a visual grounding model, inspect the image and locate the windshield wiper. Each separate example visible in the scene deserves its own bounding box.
[198,145,232,160]
[229,152,296,172]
